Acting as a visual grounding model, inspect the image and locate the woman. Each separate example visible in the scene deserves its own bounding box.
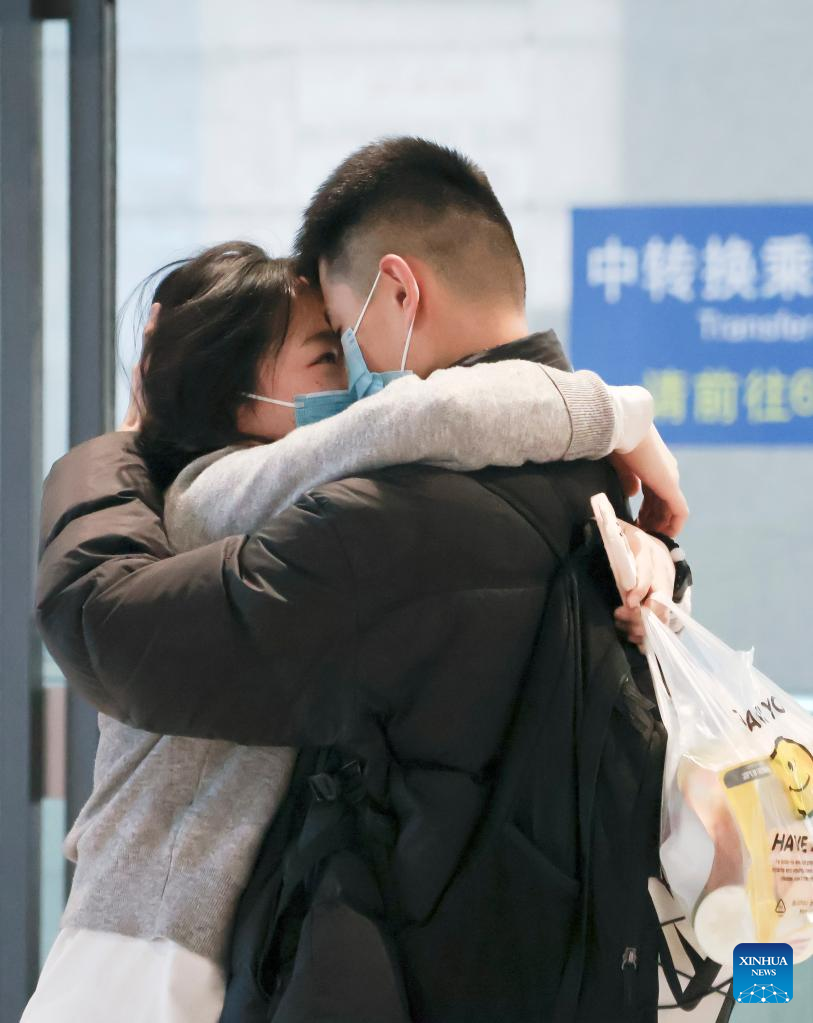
[25,241,681,1022]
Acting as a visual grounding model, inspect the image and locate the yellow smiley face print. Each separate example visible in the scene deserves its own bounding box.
[769,737,813,819]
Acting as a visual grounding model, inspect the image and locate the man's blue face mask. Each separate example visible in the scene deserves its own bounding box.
[241,269,417,428]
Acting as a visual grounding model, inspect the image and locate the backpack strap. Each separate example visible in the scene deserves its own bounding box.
[617,689,668,1013]
[472,479,627,1021]
[550,560,626,1023]
[657,925,737,1020]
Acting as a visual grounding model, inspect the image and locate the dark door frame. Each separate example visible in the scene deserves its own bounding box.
[0,2,115,1017]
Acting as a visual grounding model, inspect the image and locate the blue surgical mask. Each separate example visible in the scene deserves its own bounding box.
[241,268,417,428]
[240,388,355,429]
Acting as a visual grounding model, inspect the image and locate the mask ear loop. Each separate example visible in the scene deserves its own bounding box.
[241,392,296,409]
[353,266,417,371]
[353,269,382,334]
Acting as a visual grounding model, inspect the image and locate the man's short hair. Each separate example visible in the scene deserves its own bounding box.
[294,137,526,308]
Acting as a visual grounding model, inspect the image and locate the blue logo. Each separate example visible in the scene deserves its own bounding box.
[733,942,793,1003]
[570,205,813,446]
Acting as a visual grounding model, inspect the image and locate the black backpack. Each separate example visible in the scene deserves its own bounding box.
[218,525,737,1023]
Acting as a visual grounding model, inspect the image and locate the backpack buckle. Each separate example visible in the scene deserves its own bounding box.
[308,772,342,802]
[308,759,364,804]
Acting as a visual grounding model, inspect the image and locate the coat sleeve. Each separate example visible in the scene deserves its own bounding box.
[35,431,359,746]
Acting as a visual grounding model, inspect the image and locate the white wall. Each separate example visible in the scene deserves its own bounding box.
[117,0,627,367]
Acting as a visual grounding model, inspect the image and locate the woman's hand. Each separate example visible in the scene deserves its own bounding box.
[610,425,689,536]
[116,302,159,433]
[612,522,675,648]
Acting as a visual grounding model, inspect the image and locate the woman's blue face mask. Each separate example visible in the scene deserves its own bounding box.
[241,269,417,428]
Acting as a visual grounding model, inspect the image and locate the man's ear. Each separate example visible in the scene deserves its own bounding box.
[378,253,420,323]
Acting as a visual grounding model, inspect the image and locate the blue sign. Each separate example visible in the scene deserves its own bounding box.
[571,205,813,444]
[733,942,793,1003]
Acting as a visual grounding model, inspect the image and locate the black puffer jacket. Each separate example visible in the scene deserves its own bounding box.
[36,335,647,1021]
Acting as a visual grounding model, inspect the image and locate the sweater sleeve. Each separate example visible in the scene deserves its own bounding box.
[165,360,652,550]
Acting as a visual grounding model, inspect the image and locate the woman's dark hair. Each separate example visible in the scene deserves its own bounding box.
[133,241,295,490]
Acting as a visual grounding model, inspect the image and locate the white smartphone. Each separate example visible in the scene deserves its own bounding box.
[590,492,637,599]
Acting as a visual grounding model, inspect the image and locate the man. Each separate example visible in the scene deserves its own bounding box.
[36,137,682,1020]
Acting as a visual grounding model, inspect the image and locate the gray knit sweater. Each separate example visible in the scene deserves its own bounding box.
[60,359,651,965]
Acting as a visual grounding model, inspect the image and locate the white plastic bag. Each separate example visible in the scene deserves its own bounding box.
[643,597,813,968]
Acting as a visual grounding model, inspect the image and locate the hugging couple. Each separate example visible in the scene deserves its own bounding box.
[28,137,689,1022]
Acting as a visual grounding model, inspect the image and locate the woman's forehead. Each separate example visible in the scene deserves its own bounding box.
[289,287,334,340]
